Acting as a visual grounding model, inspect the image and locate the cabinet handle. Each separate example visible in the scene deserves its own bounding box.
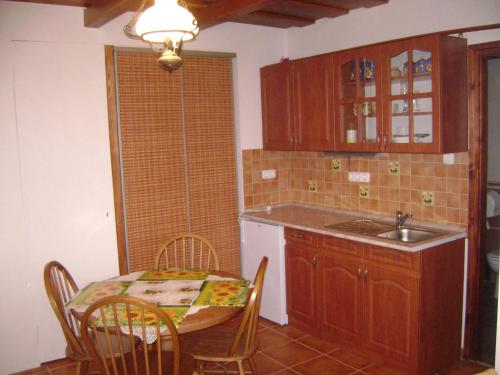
[377,133,381,145]
[292,233,304,239]
[383,134,387,146]
[312,255,317,266]
[364,268,368,279]
[361,137,366,144]
[358,267,362,278]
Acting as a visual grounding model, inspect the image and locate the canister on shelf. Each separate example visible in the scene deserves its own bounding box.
[346,121,357,143]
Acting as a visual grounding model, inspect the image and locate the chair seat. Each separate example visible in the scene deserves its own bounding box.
[183,322,258,362]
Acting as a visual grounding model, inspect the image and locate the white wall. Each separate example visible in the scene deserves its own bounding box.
[488,58,500,182]
[0,2,285,373]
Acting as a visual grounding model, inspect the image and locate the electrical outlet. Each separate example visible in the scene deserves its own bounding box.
[443,154,455,165]
[348,172,370,183]
[261,169,276,180]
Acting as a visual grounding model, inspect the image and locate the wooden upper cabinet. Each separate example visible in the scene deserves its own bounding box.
[261,61,294,150]
[381,34,468,153]
[334,46,383,152]
[293,54,335,151]
[260,34,467,153]
[261,55,335,151]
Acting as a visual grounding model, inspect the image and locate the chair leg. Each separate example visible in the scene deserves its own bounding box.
[248,357,258,375]
[193,359,202,375]
[76,360,90,375]
[237,360,245,375]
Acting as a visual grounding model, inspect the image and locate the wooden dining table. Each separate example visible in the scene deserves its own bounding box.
[67,269,249,339]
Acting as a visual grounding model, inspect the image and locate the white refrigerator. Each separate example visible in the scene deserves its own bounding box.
[240,219,288,325]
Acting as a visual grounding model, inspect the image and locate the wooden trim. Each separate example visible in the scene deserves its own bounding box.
[113,46,237,58]
[464,40,500,359]
[192,0,283,29]
[104,45,128,275]
[84,0,141,27]
[440,23,500,37]
[324,23,500,57]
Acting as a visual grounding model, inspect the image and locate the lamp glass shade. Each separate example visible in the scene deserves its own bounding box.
[135,0,198,44]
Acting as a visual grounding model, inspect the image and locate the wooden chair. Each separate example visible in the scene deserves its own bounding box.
[44,261,92,375]
[155,232,220,270]
[80,295,180,375]
[182,256,268,375]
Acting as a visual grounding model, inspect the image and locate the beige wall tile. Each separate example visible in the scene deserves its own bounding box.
[241,149,469,226]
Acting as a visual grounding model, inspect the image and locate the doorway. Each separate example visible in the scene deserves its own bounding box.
[466,41,500,366]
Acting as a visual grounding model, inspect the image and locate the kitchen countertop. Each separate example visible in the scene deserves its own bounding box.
[241,204,466,252]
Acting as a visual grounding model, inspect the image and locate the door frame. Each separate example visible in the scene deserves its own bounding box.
[464,40,500,359]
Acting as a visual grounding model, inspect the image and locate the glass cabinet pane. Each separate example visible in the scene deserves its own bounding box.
[360,57,376,98]
[391,116,410,144]
[340,103,358,143]
[340,59,356,100]
[412,49,432,94]
[390,51,408,96]
[360,100,377,143]
[414,97,432,143]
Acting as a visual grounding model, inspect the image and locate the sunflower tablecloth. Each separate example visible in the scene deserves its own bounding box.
[66,269,250,343]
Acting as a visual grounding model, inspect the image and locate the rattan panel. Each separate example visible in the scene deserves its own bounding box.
[114,51,239,274]
[182,56,240,275]
[116,52,188,271]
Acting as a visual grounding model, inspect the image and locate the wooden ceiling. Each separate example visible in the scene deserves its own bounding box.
[10,0,389,29]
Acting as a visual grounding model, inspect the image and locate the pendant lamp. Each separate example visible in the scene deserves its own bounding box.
[124,0,199,71]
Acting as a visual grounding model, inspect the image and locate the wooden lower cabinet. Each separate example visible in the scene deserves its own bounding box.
[318,251,363,345]
[285,230,319,332]
[363,262,419,366]
[285,227,464,375]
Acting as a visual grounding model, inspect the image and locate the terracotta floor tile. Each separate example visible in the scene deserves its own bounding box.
[197,352,286,374]
[361,363,406,375]
[258,328,294,350]
[40,358,74,370]
[274,369,301,375]
[297,334,339,354]
[259,317,280,329]
[291,354,356,375]
[263,341,321,367]
[437,360,490,375]
[328,348,373,369]
[11,368,46,375]
[270,324,309,339]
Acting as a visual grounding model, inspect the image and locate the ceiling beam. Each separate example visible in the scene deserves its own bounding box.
[192,0,284,29]
[84,0,146,28]
[286,0,348,17]
[233,10,314,28]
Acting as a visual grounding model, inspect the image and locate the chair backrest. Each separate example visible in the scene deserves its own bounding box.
[229,256,268,356]
[44,260,87,359]
[80,295,180,375]
[155,232,220,270]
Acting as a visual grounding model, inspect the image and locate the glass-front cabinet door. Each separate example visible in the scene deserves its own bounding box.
[335,47,382,151]
[383,39,438,152]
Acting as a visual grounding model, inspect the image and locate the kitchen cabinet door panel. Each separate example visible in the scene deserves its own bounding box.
[285,243,318,329]
[261,62,294,150]
[364,263,419,364]
[293,54,335,151]
[318,252,363,344]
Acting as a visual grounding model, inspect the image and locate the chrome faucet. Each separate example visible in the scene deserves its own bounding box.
[396,210,413,228]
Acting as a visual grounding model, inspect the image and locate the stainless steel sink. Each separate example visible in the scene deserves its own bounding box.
[376,227,439,243]
[325,218,444,244]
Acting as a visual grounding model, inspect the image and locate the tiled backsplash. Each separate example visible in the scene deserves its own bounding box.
[242,149,469,226]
